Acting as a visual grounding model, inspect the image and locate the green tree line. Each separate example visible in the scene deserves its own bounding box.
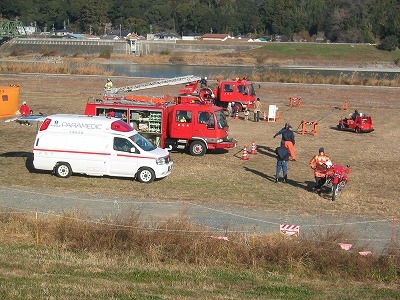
[1,0,399,49]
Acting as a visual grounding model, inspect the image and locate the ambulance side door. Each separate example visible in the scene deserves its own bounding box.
[108,137,139,177]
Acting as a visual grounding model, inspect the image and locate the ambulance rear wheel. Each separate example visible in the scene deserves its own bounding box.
[190,141,206,156]
[55,162,72,178]
[137,167,155,183]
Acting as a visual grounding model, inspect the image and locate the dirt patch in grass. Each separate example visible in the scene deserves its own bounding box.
[0,74,399,219]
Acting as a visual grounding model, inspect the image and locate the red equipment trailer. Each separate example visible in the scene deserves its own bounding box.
[337,115,374,133]
[84,97,236,156]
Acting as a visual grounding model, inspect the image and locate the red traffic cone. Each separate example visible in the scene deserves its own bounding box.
[241,145,249,160]
[250,141,257,154]
[263,111,267,121]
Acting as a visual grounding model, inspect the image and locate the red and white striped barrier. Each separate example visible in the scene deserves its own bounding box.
[280,224,300,237]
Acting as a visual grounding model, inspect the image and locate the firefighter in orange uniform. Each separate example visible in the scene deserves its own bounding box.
[309,147,332,196]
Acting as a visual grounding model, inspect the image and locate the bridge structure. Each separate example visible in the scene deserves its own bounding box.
[0,20,26,42]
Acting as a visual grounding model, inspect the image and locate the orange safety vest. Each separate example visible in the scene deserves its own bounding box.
[309,153,332,178]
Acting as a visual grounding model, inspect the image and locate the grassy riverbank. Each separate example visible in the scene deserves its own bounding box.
[1,209,399,299]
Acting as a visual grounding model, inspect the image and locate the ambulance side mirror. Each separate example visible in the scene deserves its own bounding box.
[130,147,136,153]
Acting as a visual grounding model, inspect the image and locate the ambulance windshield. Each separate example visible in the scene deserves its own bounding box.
[215,110,228,129]
[130,134,157,151]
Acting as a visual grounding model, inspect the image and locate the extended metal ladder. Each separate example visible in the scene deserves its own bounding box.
[114,75,202,93]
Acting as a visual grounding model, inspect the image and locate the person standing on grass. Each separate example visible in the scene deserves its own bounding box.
[309,147,333,196]
[275,140,290,183]
[273,123,297,160]
[253,98,261,122]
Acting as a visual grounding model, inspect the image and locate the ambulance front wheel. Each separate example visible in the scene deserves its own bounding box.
[137,167,155,183]
[189,141,206,156]
[54,162,72,178]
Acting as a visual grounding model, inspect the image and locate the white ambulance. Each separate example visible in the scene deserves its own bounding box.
[33,114,173,183]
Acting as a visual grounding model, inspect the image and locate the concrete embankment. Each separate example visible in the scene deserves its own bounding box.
[2,37,261,56]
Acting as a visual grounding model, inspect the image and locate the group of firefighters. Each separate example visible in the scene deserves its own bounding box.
[273,121,333,195]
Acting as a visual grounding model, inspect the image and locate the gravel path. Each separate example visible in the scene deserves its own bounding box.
[0,185,394,255]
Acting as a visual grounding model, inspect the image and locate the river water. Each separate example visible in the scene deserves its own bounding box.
[103,63,400,80]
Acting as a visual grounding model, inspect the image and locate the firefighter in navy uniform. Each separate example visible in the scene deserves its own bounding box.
[199,77,208,88]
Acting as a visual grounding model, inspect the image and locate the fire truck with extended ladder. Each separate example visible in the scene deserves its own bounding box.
[85,76,237,156]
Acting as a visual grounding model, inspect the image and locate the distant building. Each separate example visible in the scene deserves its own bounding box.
[234,36,252,42]
[147,32,181,41]
[125,33,146,41]
[201,34,231,41]
[253,37,268,42]
[82,34,100,40]
[182,33,201,41]
[101,34,121,40]
[19,25,36,35]
[55,28,73,37]
[67,33,86,39]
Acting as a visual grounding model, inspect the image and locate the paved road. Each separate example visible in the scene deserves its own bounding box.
[0,186,395,254]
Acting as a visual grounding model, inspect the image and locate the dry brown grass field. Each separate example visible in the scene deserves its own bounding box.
[1,73,399,220]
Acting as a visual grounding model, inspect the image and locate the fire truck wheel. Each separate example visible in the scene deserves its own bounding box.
[332,184,339,201]
[54,162,72,178]
[137,167,155,183]
[190,141,206,156]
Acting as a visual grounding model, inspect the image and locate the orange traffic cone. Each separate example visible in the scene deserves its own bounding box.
[235,111,239,119]
[241,146,249,160]
[263,111,267,121]
[250,141,257,154]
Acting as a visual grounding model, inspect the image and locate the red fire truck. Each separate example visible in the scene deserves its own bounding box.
[84,97,236,156]
[178,77,257,112]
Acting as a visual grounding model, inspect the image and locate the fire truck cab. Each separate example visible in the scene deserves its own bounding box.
[213,77,256,111]
[178,77,256,112]
[84,98,236,156]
